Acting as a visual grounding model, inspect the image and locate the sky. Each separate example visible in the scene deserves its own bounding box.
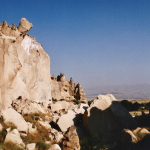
[1,0,150,89]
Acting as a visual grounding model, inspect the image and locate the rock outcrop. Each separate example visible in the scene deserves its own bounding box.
[0,18,51,108]
[83,94,136,143]
[51,73,86,102]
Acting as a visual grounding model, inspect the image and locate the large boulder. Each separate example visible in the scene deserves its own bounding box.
[0,108,28,133]
[57,110,76,132]
[83,94,136,143]
[0,18,51,108]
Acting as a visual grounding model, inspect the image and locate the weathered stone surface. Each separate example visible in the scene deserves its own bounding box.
[74,83,86,101]
[83,94,136,143]
[0,123,3,132]
[49,128,63,143]
[38,121,51,130]
[26,143,36,150]
[138,128,150,134]
[0,18,51,109]
[62,125,80,150]
[57,110,76,132]
[121,129,138,143]
[74,103,89,114]
[49,144,61,150]
[4,129,25,148]
[18,18,33,33]
[0,108,28,133]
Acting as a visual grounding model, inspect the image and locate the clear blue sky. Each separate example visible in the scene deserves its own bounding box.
[1,0,150,89]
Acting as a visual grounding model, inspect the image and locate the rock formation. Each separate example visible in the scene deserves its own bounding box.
[0,18,51,108]
[82,94,137,143]
[51,73,86,102]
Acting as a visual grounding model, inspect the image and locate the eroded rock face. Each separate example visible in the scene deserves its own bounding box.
[0,18,51,108]
[51,73,86,102]
[62,125,80,150]
[83,94,136,143]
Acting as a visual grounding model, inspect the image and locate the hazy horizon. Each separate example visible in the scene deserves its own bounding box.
[1,0,150,90]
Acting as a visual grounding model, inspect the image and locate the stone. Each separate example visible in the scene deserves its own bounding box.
[18,18,33,33]
[27,122,38,134]
[62,125,80,150]
[121,129,138,143]
[4,129,25,148]
[0,123,3,132]
[0,108,28,133]
[26,143,36,150]
[0,18,51,109]
[74,103,89,114]
[138,128,150,134]
[12,99,45,115]
[49,128,63,143]
[48,144,61,150]
[132,127,142,135]
[57,110,76,132]
[83,94,136,143]
[38,121,51,130]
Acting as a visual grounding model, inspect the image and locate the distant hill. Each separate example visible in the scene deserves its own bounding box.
[84,84,150,100]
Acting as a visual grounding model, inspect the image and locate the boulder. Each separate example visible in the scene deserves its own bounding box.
[26,143,36,150]
[62,125,80,150]
[49,144,61,150]
[83,94,136,143]
[4,129,25,148]
[0,108,28,133]
[57,110,76,132]
[121,129,138,143]
[18,18,33,33]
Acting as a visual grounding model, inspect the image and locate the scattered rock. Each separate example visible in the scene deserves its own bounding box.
[121,129,138,143]
[48,144,61,150]
[26,143,36,150]
[4,129,25,148]
[0,108,28,133]
[0,123,3,132]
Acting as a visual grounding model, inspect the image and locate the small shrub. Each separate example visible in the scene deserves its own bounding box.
[73,99,80,105]
[36,141,50,150]
[23,113,40,124]
[88,101,92,106]
[2,142,24,150]
[80,133,106,150]
[0,129,7,143]
[52,98,57,102]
